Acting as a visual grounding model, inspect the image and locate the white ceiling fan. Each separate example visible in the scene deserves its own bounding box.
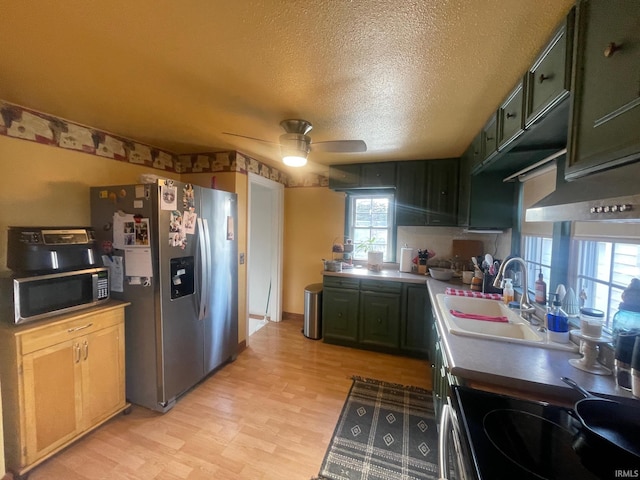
[223,119,367,167]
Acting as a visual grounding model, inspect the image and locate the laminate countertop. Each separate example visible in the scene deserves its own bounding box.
[322,266,430,285]
[426,277,638,406]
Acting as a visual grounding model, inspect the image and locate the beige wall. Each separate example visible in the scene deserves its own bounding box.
[283,187,346,314]
[0,135,180,270]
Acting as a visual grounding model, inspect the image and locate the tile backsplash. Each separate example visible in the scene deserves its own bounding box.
[396,226,511,267]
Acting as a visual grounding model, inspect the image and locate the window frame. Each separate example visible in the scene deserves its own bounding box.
[345,190,396,262]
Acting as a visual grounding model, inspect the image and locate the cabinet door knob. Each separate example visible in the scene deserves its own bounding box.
[506,112,517,119]
[538,73,551,83]
[604,42,621,58]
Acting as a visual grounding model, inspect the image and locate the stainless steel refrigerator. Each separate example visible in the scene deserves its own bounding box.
[90,179,238,412]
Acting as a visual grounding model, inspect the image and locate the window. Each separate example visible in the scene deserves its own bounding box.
[522,235,553,295]
[574,239,640,328]
[346,192,395,261]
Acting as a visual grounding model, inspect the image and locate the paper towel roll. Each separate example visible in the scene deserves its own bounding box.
[400,247,414,272]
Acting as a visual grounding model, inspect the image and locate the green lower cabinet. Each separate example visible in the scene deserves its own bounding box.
[322,287,360,342]
[400,285,430,357]
[322,277,431,357]
[359,291,401,349]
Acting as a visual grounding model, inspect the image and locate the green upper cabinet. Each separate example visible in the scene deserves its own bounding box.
[329,162,396,190]
[360,162,396,188]
[566,0,640,179]
[482,113,499,163]
[425,159,459,226]
[396,159,459,226]
[459,140,515,229]
[471,9,574,178]
[498,80,525,150]
[525,10,574,127]
[396,160,428,226]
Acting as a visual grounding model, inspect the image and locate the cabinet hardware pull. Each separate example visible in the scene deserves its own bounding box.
[83,341,89,360]
[486,136,493,141]
[604,42,621,58]
[74,343,81,363]
[538,73,551,83]
[67,323,93,333]
[506,112,516,119]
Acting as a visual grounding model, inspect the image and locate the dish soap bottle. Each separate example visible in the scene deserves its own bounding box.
[502,278,514,304]
[535,271,547,305]
[547,294,569,343]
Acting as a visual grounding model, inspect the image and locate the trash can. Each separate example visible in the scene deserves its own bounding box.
[303,283,323,339]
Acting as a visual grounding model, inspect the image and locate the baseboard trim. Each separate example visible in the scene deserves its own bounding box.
[282,311,303,321]
[236,339,247,354]
[2,472,15,480]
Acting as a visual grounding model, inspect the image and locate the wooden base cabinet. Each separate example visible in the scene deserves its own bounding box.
[0,302,129,478]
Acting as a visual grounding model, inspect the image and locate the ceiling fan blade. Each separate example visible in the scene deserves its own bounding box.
[310,140,367,153]
[222,132,278,145]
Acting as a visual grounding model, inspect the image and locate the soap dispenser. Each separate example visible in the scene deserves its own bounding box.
[547,294,569,343]
[502,278,514,304]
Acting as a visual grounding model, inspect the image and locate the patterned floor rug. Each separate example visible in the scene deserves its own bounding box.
[314,377,439,480]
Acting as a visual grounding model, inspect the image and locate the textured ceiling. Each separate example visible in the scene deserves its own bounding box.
[0,0,575,174]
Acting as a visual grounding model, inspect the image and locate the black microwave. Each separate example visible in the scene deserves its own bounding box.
[2,267,110,324]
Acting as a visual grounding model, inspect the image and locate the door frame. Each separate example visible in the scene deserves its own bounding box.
[246,173,284,341]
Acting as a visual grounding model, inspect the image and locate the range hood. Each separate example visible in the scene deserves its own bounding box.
[526,159,640,223]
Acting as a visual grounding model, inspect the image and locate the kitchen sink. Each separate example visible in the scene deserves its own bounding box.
[435,294,577,351]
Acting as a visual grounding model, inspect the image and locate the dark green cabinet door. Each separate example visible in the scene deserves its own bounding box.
[323,287,359,342]
[395,161,427,226]
[425,159,459,226]
[361,162,396,188]
[457,147,472,227]
[482,114,498,162]
[360,291,400,349]
[498,82,525,149]
[328,164,361,189]
[401,285,430,356]
[567,0,640,179]
[525,10,574,127]
[470,133,484,171]
[468,173,515,229]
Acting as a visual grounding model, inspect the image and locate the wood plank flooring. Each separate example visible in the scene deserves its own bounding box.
[25,318,431,480]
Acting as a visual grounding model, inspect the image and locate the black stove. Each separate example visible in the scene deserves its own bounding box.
[451,385,615,479]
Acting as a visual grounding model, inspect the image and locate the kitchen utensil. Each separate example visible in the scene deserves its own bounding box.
[561,377,640,463]
[484,254,493,268]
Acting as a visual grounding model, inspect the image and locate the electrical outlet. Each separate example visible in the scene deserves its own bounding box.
[239,253,245,264]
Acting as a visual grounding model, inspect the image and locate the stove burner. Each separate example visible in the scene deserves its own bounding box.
[483,409,598,480]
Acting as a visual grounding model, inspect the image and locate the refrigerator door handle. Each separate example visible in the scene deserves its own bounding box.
[197,218,208,320]
[202,217,213,319]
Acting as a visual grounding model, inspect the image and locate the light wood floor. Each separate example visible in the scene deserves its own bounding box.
[27,318,431,480]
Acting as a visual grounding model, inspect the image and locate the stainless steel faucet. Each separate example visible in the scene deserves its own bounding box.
[492,256,538,323]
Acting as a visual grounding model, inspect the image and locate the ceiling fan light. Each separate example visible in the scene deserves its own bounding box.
[280,133,310,167]
[282,155,307,167]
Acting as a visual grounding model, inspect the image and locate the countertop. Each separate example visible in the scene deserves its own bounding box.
[322,266,429,285]
[426,277,638,405]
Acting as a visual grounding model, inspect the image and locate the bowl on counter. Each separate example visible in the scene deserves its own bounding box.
[429,267,453,281]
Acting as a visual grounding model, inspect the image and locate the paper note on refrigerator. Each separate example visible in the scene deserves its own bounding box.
[124,248,153,277]
[102,254,124,292]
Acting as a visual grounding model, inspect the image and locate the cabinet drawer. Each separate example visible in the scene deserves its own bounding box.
[525,12,573,127]
[498,82,525,149]
[19,308,123,355]
[323,276,360,290]
[360,279,402,294]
